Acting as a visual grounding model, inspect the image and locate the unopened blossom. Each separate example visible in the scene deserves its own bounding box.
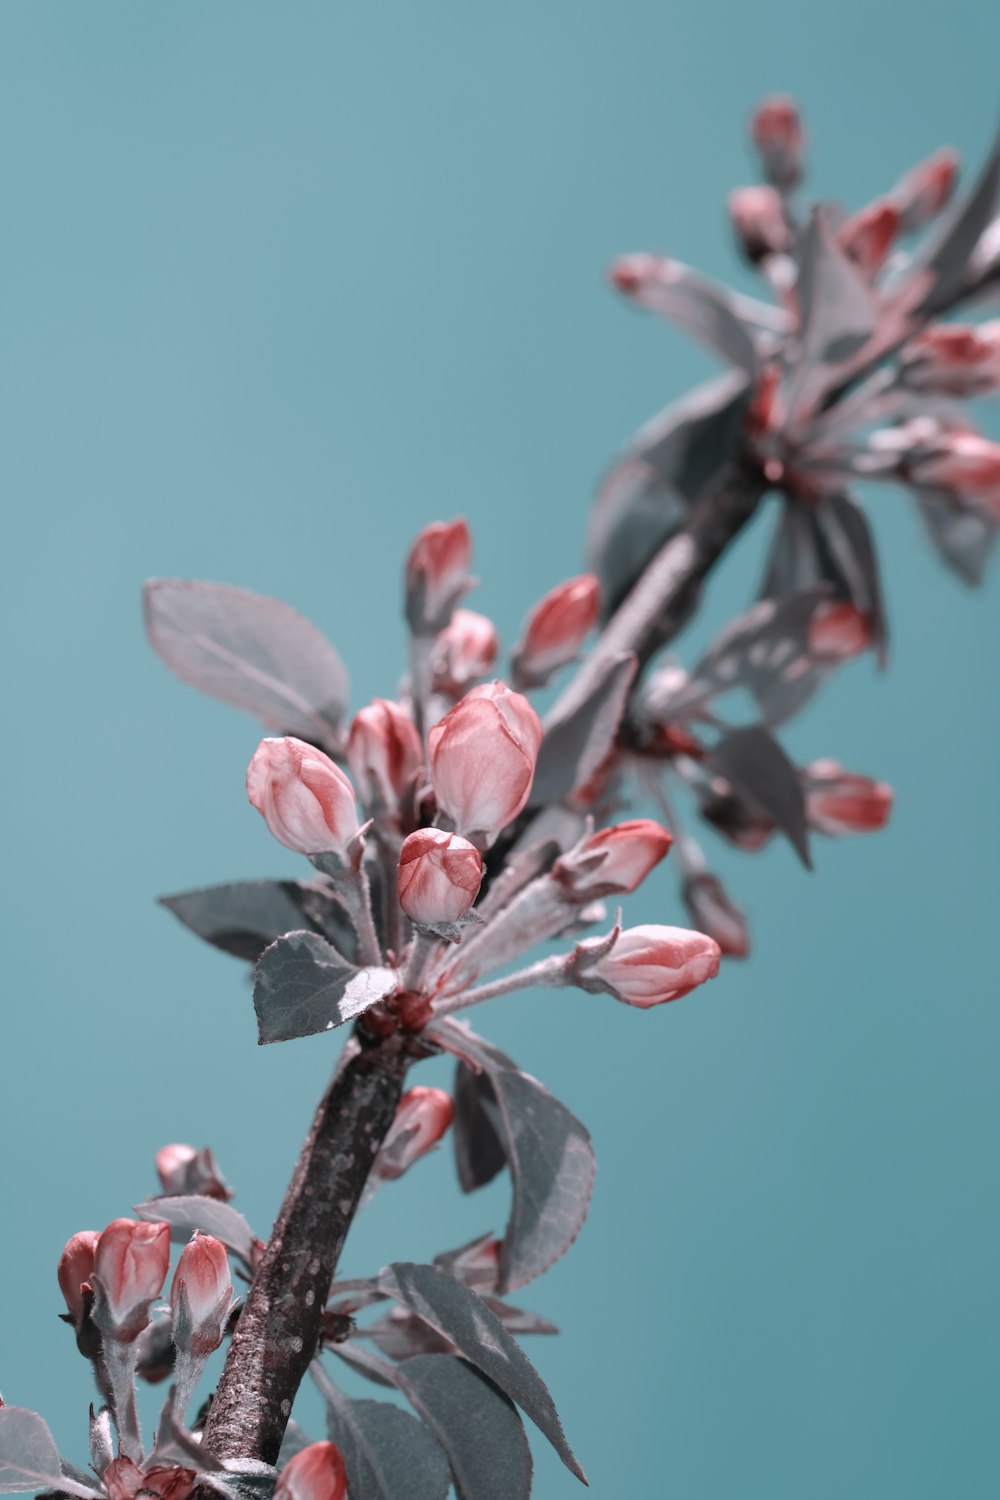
[511,574,600,687]
[274,1444,349,1500]
[553,819,672,901]
[155,1143,231,1202]
[397,827,483,924]
[405,517,472,633]
[432,609,499,695]
[891,146,959,232]
[247,737,359,856]
[804,760,893,836]
[808,601,873,661]
[900,321,1000,397]
[429,681,542,844]
[576,924,721,1007]
[374,1086,456,1181]
[728,186,791,264]
[104,1458,197,1500]
[170,1234,233,1357]
[750,94,804,188]
[838,200,901,278]
[91,1219,171,1342]
[347,699,423,815]
[58,1230,100,1326]
[683,874,750,959]
[908,430,1000,517]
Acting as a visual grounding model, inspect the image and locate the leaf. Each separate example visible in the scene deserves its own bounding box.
[917,122,1000,313]
[786,212,879,424]
[144,580,348,749]
[814,493,888,662]
[626,258,759,371]
[676,587,832,727]
[532,652,636,805]
[914,486,998,585]
[587,373,753,617]
[317,1371,450,1500]
[253,931,398,1044]
[0,1407,89,1497]
[452,1063,508,1192]
[377,1263,586,1483]
[159,880,358,965]
[709,725,812,868]
[430,1022,596,1293]
[134,1196,256,1265]
[394,1356,534,1500]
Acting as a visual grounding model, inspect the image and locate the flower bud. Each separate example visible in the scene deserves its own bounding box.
[908,429,1000,517]
[577,924,721,1007]
[900,321,1000,398]
[511,575,600,688]
[375,1087,455,1181]
[347,699,423,816]
[808,601,873,662]
[405,517,472,634]
[58,1230,100,1326]
[750,95,804,189]
[728,186,791,264]
[247,737,359,856]
[428,681,542,845]
[553,820,672,901]
[891,146,959,233]
[275,1442,348,1500]
[155,1144,231,1202]
[838,200,901,278]
[170,1234,233,1357]
[803,760,893,836]
[432,610,499,695]
[105,1459,196,1500]
[91,1219,171,1343]
[682,874,750,959]
[397,828,483,925]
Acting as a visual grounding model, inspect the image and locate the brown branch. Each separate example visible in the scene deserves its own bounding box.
[201,1029,415,1466]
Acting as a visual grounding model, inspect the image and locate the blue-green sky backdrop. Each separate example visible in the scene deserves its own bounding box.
[2,4,998,1496]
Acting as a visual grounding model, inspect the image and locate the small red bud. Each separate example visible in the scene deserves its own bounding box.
[274,1442,349,1500]
[375,1087,455,1181]
[58,1230,100,1326]
[397,827,483,925]
[170,1234,233,1357]
[91,1219,171,1343]
[247,737,359,856]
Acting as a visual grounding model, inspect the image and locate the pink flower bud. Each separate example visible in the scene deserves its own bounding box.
[808,601,873,662]
[170,1234,233,1357]
[838,200,901,278]
[579,924,721,1007]
[247,737,359,856]
[432,609,499,695]
[275,1442,348,1500]
[909,429,1000,516]
[553,819,672,901]
[804,760,893,836]
[511,575,600,687]
[376,1087,455,1181]
[682,874,750,959]
[728,186,791,263]
[405,517,472,634]
[892,146,959,233]
[397,828,483,924]
[155,1144,231,1201]
[105,1460,196,1500]
[428,681,542,844]
[750,95,804,188]
[58,1230,100,1326]
[91,1219,171,1342]
[347,699,423,816]
[900,321,1000,397]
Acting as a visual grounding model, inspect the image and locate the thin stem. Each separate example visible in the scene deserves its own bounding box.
[433,954,569,1017]
[408,634,435,745]
[171,1348,206,1428]
[403,930,440,990]
[103,1341,142,1462]
[340,867,382,967]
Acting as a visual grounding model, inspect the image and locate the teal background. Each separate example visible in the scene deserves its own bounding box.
[2,4,998,1495]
